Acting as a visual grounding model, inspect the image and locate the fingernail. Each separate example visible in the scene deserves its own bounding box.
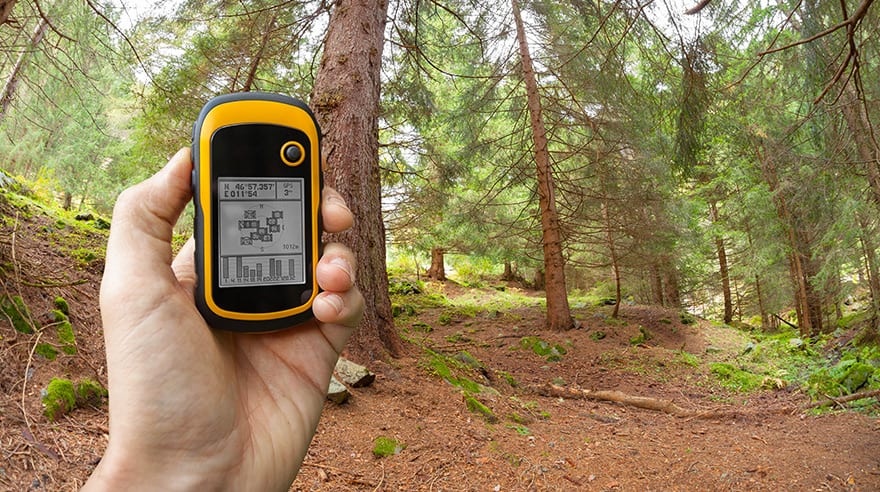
[323,293,344,315]
[326,193,352,213]
[330,256,354,282]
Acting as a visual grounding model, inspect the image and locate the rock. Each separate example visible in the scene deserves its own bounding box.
[788,338,804,349]
[326,376,349,404]
[75,212,94,221]
[742,342,756,354]
[335,357,375,388]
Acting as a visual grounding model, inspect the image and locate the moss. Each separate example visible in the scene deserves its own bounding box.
[1,294,38,334]
[43,378,76,421]
[53,297,70,316]
[42,377,107,421]
[519,336,567,362]
[372,436,405,458]
[75,379,108,406]
[680,311,697,325]
[57,320,77,355]
[464,395,498,423]
[35,343,58,360]
[630,326,653,345]
[589,330,607,341]
[51,309,68,322]
[710,363,763,392]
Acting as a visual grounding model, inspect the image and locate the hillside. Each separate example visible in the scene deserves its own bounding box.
[1,183,879,491]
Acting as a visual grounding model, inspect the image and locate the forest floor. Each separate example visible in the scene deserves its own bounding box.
[1,189,880,491]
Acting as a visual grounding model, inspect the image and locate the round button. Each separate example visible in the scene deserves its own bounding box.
[281,141,305,166]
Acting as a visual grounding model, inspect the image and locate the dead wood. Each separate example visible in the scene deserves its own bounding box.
[530,383,696,417]
[805,389,880,409]
[529,383,880,419]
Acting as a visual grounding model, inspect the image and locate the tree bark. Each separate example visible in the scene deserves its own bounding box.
[0,0,16,26]
[650,263,664,306]
[310,0,402,362]
[511,0,573,331]
[0,16,49,120]
[426,247,446,281]
[709,201,733,324]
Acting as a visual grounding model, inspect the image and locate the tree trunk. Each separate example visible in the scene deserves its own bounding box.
[502,261,515,281]
[857,213,880,333]
[0,16,49,120]
[709,201,733,324]
[511,0,573,331]
[650,263,664,306]
[663,260,681,309]
[310,0,402,363]
[426,247,446,281]
[601,201,621,318]
[533,268,545,290]
[0,0,17,26]
[756,142,820,336]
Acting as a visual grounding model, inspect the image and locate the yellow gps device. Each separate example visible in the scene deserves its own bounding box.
[192,92,322,332]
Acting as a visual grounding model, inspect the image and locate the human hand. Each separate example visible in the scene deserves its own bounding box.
[83,148,363,491]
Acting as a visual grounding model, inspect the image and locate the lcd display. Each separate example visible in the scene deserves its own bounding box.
[217,177,305,287]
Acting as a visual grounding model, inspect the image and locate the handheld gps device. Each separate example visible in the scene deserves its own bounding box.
[192,92,322,332]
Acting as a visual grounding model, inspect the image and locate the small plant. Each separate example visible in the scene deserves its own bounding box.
[507,424,531,435]
[438,312,453,325]
[411,321,432,332]
[629,326,652,345]
[519,336,567,362]
[589,330,607,341]
[679,311,697,325]
[372,436,405,458]
[675,350,701,367]
[499,371,519,387]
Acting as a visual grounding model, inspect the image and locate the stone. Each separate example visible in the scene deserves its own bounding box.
[326,376,349,404]
[335,357,375,388]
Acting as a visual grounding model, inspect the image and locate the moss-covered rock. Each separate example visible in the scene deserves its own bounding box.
[1,294,38,334]
[42,378,76,421]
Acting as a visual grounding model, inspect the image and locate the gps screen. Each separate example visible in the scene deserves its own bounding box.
[216,177,305,288]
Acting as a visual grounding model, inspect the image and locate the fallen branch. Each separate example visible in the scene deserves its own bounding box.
[530,383,695,417]
[805,389,880,409]
[531,383,880,418]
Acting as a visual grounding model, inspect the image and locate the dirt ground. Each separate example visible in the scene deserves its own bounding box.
[2,195,880,491]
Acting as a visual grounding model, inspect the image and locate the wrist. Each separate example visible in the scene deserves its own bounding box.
[82,445,228,491]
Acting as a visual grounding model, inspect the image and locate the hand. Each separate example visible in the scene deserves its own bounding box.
[83,148,363,491]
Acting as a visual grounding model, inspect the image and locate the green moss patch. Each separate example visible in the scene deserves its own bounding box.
[518,336,567,362]
[710,363,763,392]
[1,294,39,334]
[372,436,405,458]
[42,377,108,421]
[464,395,498,423]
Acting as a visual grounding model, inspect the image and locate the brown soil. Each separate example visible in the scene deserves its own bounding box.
[2,195,880,491]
